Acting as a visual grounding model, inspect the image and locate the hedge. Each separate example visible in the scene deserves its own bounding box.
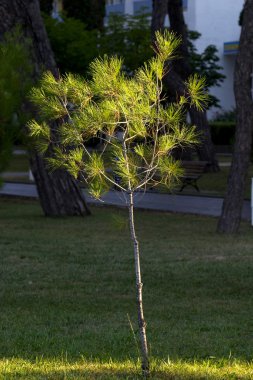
[209,121,236,145]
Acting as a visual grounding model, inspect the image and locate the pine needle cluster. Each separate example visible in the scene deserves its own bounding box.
[28,30,208,199]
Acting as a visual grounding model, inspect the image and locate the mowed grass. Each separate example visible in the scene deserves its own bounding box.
[197,164,253,199]
[1,198,253,379]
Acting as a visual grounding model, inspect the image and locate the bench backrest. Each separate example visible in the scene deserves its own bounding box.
[181,161,209,178]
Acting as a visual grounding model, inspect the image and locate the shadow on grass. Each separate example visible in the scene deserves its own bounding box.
[1,358,253,379]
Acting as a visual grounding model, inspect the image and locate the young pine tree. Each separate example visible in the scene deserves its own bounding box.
[28,31,207,377]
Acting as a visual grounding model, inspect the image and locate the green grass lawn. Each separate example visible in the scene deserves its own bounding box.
[1,198,253,379]
[197,164,253,199]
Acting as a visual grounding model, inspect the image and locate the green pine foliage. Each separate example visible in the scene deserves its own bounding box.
[0,28,32,175]
[28,31,207,199]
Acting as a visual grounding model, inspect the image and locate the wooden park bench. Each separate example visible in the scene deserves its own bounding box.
[179,160,209,192]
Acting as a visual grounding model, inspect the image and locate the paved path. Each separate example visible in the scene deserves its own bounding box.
[2,172,28,179]
[13,149,27,155]
[0,182,251,220]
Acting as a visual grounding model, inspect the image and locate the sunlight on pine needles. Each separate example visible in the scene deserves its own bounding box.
[1,358,253,379]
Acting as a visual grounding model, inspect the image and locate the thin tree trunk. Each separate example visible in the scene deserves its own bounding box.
[217,0,253,233]
[128,192,149,378]
[0,0,90,216]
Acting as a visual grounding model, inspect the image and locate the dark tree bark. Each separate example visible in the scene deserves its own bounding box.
[151,0,167,38]
[167,0,219,171]
[151,0,219,171]
[167,0,190,78]
[0,0,90,216]
[217,0,253,233]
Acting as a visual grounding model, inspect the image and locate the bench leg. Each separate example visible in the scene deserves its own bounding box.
[193,180,200,192]
[179,183,187,192]
[180,179,200,192]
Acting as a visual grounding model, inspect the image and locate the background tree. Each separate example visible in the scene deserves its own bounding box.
[40,0,53,14]
[0,0,90,216]
[99,12,152,75]
[43,12,152,76]
[43,15,99,74]
[28,31,206,377]
[217,0,253,233]
[40,0,105,30]
[44,11,224,87]
[0,28,32,180]
[152,0,219,171]
[62,0,105,30]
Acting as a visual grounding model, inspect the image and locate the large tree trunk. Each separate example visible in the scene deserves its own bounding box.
[151,0,167,38]
[30,155,90,216]
[0,0,90,216]
[189,107,217,166]
[217,0,253,233]
[151,0,219,171]
[167,0,191,78]
[167,0,219,171]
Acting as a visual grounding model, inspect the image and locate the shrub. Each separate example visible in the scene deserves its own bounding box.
[209,121,235,145]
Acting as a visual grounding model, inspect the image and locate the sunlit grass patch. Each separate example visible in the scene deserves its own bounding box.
[0,358,138,379]
[1,358,253,379]
[157,358,253,379]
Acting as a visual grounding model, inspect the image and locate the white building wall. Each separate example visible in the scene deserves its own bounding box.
[185,0,244,118]
[124,0,134,14]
